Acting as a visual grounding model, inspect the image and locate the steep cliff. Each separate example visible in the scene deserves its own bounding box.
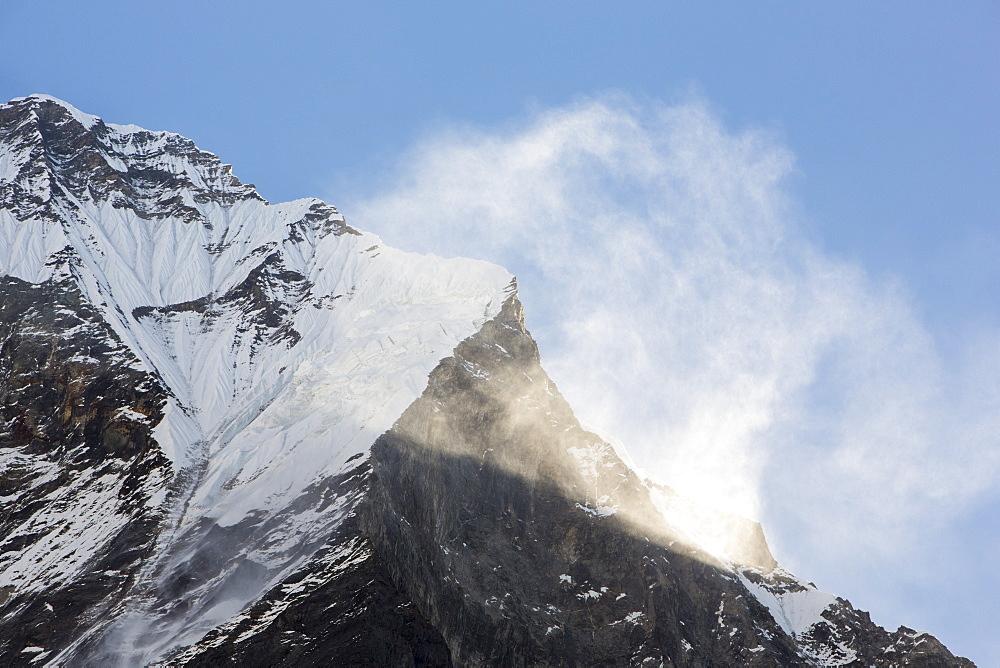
[166,294,971,667]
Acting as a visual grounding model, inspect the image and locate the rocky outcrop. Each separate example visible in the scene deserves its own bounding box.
[162,295,974,666]
[0,276,171,665]
[0,94,261,227]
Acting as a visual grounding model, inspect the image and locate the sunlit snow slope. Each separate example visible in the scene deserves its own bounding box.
[0,95,511,661]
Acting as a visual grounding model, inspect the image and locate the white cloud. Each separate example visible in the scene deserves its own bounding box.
[343,93,1000,629]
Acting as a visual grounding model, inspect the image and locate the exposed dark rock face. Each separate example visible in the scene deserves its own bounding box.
[359,296,795,666]
[0,95,262,227]
[133,250,312,353]
[164,296,973,667]
[168,511,454,668]
[0,276,171,665]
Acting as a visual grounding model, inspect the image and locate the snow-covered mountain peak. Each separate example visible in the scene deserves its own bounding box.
[0,97,973,666]
[0,94,263,239]
[0,92,515,462]
[0,97,515,659]
[8,94,101,129]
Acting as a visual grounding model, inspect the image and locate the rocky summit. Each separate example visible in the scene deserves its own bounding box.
[0,95,973,666]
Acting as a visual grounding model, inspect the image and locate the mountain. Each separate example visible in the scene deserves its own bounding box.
[0,95,972,666]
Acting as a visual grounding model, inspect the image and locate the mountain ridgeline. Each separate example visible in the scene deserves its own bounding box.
[0,95,973,666]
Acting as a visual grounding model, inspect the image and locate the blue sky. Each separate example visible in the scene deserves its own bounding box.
[2,1,997,663]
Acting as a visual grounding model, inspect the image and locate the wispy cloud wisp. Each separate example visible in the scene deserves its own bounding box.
[343,94,1000,629]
